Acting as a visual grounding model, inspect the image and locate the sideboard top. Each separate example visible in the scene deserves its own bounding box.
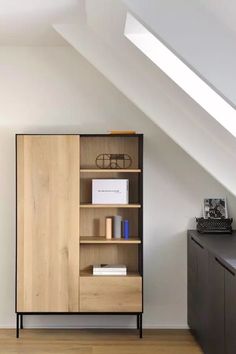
[188,230,236,273]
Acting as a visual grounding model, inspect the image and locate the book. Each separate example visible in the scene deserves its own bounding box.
[93,272,126,276]
[105,217,112,239]
[113,215,122,238]
[108,130,136,135]
[123,220,129,239]
[93,264,127,271]
[93,264,127,275]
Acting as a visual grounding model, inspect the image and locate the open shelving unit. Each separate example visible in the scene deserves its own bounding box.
[79,134,143,331]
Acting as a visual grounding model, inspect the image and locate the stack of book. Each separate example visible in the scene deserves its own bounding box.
[93,264,127,276]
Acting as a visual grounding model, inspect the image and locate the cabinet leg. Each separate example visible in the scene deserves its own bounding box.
[137,314,140,330]
[16,314,19,338]
[20,314,23,329]
[139,314,143,338]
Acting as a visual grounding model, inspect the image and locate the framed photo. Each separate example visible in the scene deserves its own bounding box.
[203,198,228,219]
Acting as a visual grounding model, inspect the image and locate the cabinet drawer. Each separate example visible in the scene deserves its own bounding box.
[80,276,142,312]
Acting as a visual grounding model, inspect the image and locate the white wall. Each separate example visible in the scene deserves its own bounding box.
[0,46,236,328]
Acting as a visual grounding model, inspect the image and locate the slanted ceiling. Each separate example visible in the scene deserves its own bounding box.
[54,0,236,196]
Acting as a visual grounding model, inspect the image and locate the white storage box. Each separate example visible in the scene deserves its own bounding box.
[92,179,129,204]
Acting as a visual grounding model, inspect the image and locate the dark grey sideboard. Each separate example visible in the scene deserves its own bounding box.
[188,230,236,354]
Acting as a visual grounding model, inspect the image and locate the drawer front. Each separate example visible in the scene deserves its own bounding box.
[80,276,142,312]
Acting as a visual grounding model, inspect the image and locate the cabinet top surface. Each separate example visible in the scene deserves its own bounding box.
[16,133,143,137]
[188,230,236,272]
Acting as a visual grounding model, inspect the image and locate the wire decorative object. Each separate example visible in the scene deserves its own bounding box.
[95,153,132,169]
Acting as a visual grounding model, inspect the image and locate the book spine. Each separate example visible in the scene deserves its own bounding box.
[126,180,129,204]
[123,220,129,239]
[113,215,122,238]
[105,217,112,239]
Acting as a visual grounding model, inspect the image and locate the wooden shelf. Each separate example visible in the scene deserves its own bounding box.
[80,204,141,208]
[80,269,141,277]
[80,169,141,173]
[80,236,141,244]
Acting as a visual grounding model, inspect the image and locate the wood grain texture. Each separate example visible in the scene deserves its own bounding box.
[17,135,80,312]
[80,169,141,173]
[80,171,139,204]
[80,136,139,169]
[80,208,138,238]
[80,276,142,312]
[80,204,141,208]
[0,329,203,354]
[80,237,141,244]
[80,244,139,273]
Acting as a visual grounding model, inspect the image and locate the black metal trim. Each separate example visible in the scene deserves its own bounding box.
[15,135,17,314]
[139,314,143,338]
[16,314,19,338]
[15,312,143,338]
[138,135,144,313]
[20,314,23,329]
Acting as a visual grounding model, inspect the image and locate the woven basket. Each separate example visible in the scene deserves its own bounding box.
[196,217,233,234]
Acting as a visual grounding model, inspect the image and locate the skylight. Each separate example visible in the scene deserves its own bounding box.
[124,13,236,138]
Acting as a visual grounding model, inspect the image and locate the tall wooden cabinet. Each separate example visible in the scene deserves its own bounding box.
[16,134,143,338]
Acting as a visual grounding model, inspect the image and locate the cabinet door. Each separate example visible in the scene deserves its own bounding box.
[225,268,236,354]
[195,241,208,352]
[17,135,80,312]
[208,255,225,354]
[187,236,198,332]
[188,236,208,351]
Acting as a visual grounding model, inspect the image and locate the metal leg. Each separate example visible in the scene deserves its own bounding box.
[16,314,19,338]
[139,314,143,338]
[137,314,140,330]
[20,314,23,329]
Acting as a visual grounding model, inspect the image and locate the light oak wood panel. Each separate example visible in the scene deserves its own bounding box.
[80,208,139,238]
[0,329,203,354]
[80,172,139,204]
[80,204,141,208]
[80,237,141,244]
[17,135,80,312]
[80,136,139,169]
[80,276,142,312]
[80,244,139,272]
[80,169,141,173]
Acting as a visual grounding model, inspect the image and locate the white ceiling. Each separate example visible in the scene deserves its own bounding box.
[0,0,84,45]
[0,0,235,45]
[199,0,236,35]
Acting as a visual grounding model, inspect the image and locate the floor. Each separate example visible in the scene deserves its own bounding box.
[0,329,203,354]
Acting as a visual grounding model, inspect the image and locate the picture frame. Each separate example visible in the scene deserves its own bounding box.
[203,198,228,219]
